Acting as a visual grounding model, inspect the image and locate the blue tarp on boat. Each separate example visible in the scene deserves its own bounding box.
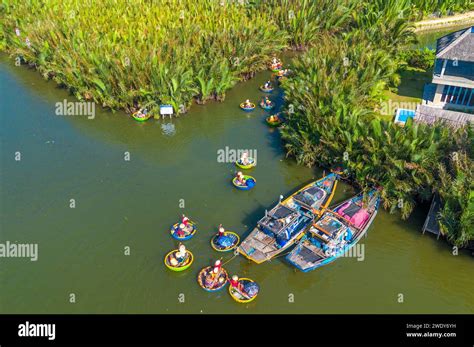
[345,228,353,241]
[243,282,259,297]
[216,234,237,247]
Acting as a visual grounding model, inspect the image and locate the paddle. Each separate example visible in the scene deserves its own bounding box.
[181,214,198,225]
[187,218,198,226]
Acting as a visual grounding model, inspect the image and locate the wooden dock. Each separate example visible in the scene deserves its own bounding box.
[422,195,442,238]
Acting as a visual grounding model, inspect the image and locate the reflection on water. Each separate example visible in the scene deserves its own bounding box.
[415,24,472,48]
[161,122,176,136]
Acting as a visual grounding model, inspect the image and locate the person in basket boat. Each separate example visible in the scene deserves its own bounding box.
[213,259,222,272]
[239,151,252,166]
[176,223,187,238]
[181,214,190,227]
[169,243,188,267]
[275,69,285,81]
[263,81,272,89]
[229,275,244,291]
[217,224,225,238]
[261,96,272,107]
[271,57,281,67]
[243,99,252,108]
[140,108,149,118]
[268,114,280,123]
[205,261,225,288]
[235,171,247,186]
[134,108,147,119]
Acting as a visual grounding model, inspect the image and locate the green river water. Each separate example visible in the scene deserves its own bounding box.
[1,30,473,314]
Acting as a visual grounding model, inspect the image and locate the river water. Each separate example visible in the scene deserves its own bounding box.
[1,30,473,314]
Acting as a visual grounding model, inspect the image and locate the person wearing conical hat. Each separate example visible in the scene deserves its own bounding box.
[169,256,179,267]
[176,223,186,237]
[240,151,250,165]
[229,275,244,292]
[213,259,222,272]
[229,275,239,288]
[217,224,225,237]
[175,243,187,262]
[181,214,189,226]
[235,171,246,186]
[269,114,279,123]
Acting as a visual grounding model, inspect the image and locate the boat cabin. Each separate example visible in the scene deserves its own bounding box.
[258,204,311,247]
[293,185,328,211]
[312,213,351,243]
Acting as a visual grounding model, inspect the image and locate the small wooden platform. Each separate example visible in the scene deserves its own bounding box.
[422,195,442,238]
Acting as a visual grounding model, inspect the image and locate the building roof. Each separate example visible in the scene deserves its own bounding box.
[436,26,474,62]
[415,104,474,128]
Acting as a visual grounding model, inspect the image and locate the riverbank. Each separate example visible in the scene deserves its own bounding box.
[414,11,474,32]
[5,1,472,120]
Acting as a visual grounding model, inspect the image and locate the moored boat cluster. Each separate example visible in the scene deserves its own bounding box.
[163,56,381,303]
[164,172,380,303]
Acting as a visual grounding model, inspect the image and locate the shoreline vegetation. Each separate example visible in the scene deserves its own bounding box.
[1,0,472,114]
[1,0,473,248]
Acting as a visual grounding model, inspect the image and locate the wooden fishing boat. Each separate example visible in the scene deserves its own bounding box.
[240,102,255,112]
[211,231,240,252]
[132,111,151,122]
[228,278,259,303]
[232,175,256,190]
[266,115,283,127]
[235,158,256,169]
[286,190,380,272]
[260,101,274,110]
[238,173,338,264]
[164,249,194,271]
[197,266,228,292]
[170,222,197,241]
[259,84,274,93]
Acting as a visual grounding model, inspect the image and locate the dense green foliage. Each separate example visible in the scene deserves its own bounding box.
[258,0,354,50]
[2,0,291,113]
[1,0,471,113]
[437,151,474,246]
[282,37,445,217]
[410,0,474,19]
[398,47,436,70]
